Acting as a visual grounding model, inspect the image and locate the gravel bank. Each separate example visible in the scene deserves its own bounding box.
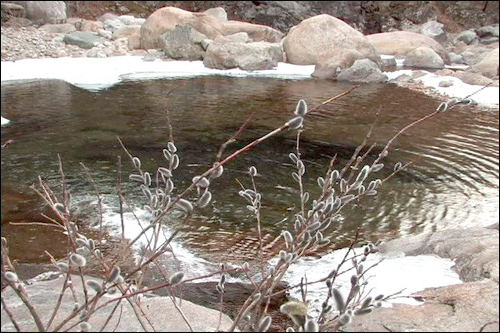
[1,26,146,62]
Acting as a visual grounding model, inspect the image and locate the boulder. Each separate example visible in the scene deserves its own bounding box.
[448,52,465,64]
[103,18,125,33]
[403,46,445,69]
[283,14,380,66]
[38,23,76,34]
[366,31,449,64]
[339,281,499,332]
[377,225,499,283]
[160,25,208,60]
[203,42,283,71]
[63,31,106,49]
[379,56,397,68]
[419,20,447,45]
[222,20,283,43]
[456,30,478,45]
[312,49,366,79]
[113,25,142,50]
[140,7,224,50]
[335,59,388,83]
[20,1,66,25]
[0,274,235,332]
[469,47,499,79]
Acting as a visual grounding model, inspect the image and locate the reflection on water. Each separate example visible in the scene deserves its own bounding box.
[1,77,498,264]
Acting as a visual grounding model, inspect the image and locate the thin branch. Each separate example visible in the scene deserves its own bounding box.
[1,294,22,332]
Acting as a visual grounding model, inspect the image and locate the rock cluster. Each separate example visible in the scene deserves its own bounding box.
[1,2,499,84]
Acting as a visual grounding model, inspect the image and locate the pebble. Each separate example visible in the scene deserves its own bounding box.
[1,25,149,62]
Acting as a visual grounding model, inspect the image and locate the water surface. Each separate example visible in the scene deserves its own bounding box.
[1,77,498,265]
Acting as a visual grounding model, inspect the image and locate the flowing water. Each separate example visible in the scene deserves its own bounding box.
[1,77,498,272]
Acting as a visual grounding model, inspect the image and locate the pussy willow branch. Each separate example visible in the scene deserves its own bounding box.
[117,86,359,254]
[1,294,21,331]
[340,106,379,182]
[373,108,441,167]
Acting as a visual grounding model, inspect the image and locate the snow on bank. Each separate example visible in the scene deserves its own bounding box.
[385,69,499,107]
[1,116,10,126]
[0,56,315,91]
[281,247,461,313]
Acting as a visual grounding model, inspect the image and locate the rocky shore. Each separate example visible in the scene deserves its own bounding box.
[1,2,499,88]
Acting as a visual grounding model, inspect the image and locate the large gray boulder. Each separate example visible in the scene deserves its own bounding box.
[140,7,223,50]
[366,31,450,64]
[403,46,445,69]
[160,25,208,60]
[203,42,283,71]
[282,14,380,66]
[63,31,106,49]
[1,274,235,332]
[12,1,67,25]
